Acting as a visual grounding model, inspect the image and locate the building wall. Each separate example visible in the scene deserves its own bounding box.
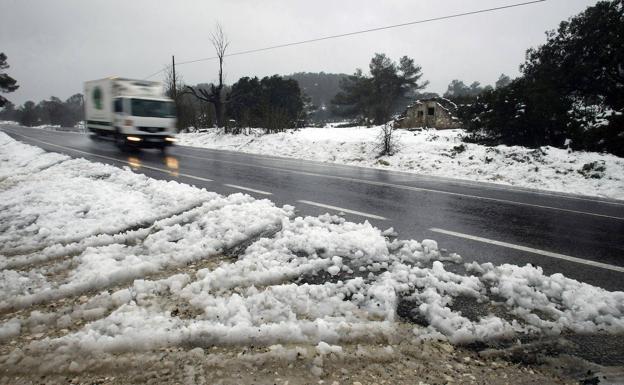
[397,101,461,129]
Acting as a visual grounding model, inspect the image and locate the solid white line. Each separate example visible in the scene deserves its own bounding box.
[297,200,387,220]
[5,132,214,183]
[224,184,272,195]
[429,227,624,273]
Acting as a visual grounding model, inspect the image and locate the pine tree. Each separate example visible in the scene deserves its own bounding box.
[332,53,427,125]
[0,53,19,108]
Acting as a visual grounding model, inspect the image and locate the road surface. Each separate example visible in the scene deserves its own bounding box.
[3,125,624,291]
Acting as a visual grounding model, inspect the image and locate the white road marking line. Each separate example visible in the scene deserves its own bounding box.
[156,150,624,221]
[297,200,387,220]
[6,128,624,220]
[5,132,214,183]
[224,184,272,195]
[429,227,624,273]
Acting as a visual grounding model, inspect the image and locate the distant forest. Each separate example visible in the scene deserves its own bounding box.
[285,72,348,122]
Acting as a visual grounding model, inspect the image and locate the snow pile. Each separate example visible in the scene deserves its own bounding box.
[177,127,624,200]
[1,132,624,369]
[469,262,624,334]
[0,132,217,256]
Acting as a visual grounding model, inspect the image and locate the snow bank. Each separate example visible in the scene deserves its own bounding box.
[177,127,624,200]
[1,131,624,366]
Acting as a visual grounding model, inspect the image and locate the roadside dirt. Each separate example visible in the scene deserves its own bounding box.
[2,322,623,385]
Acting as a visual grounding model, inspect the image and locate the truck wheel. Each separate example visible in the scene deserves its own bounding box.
[115,131,127,150]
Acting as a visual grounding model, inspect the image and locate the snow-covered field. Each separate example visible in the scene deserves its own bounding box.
[178,127,624,201]
[1,131,623,383]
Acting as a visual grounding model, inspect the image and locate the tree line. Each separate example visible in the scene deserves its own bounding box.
[460,0,623,156]
[0,94,85,128]
[164,24,309,134]
[168,74,308,134]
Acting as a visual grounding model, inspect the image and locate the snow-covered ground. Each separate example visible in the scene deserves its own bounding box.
[1,131,623,383]
[178,127,624,200]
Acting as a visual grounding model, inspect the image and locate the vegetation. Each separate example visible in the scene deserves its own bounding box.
[0,53,19,108]
[228,75,305,133]
[332,53,428,125]
[286,72,348,122]
[0,94,84,127]
[463,0,624,156]
[443,80,492,105]
[331,53,428,155]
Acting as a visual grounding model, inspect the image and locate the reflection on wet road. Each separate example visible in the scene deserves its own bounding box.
[126,152,179,177]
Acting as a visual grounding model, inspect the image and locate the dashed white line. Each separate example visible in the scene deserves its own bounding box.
[297,200,387,220]
[429,227,624,273]
[224,184,272,195]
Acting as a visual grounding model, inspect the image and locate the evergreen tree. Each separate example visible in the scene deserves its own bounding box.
[0,53,19,108]
[332,53,427,125]
[495,74,512,89]
[227,75,305,132]
[18,101,38,127]
[443,79,491,104]
[0,100,17,121]
[64,93,85,126]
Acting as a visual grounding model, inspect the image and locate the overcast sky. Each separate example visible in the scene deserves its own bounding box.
[1,0,600,105]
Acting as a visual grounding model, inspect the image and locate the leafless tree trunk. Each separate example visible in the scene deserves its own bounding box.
[164,59,184,101]
[164,58,190,131]
[186,23,230,131]
[210,23,229,130]
[375,104,398,156]
[377,122,397,156]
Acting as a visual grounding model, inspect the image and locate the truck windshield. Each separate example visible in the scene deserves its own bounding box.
[130,99,175,118]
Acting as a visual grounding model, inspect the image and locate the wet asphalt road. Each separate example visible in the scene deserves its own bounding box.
[3,125,624,291]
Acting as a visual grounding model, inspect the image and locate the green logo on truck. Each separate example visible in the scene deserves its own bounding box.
[92,87,103,110]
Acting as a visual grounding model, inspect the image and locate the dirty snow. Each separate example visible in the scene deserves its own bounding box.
[1,131,623,383]
[178,126,624,200]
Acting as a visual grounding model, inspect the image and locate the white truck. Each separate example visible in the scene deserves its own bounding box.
[84,77,177,149]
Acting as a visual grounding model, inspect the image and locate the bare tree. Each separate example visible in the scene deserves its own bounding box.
[186,23,230,130]
[164,56,184,102]
[163,62,199,131]
[377,121,398,156]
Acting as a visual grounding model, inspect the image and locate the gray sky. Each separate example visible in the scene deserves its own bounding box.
[1,0,599,105]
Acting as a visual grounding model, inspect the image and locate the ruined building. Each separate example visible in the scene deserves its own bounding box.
[395,97,462,129]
